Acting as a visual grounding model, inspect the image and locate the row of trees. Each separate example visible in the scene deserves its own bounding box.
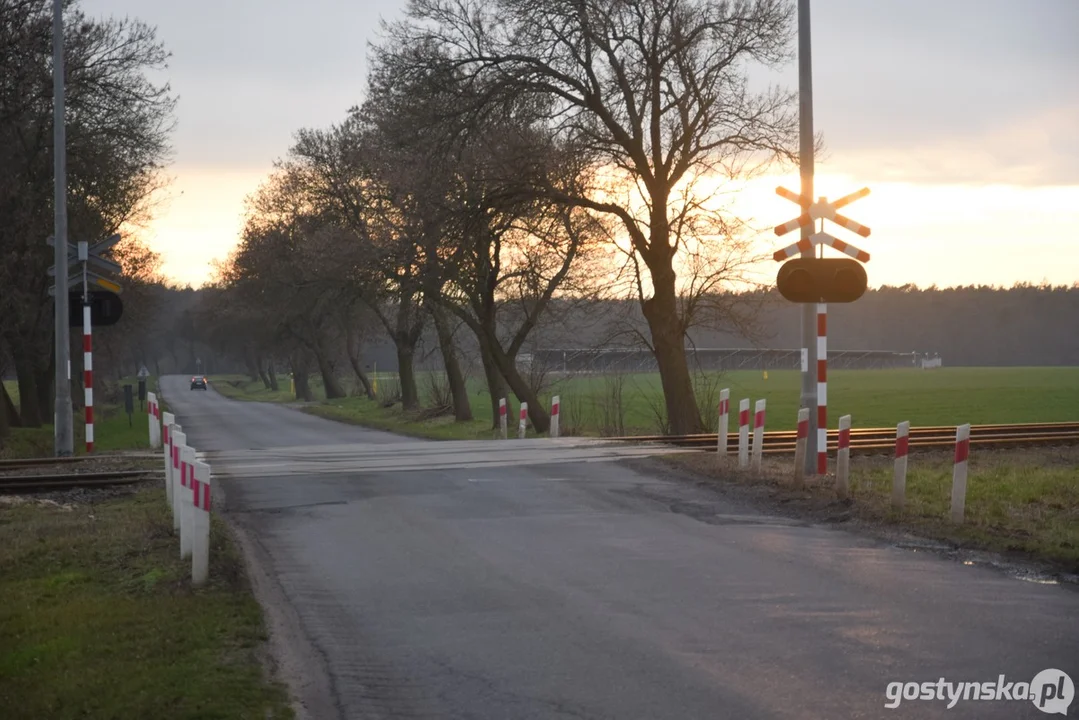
[0,0,177,443]
[203,0,801,434]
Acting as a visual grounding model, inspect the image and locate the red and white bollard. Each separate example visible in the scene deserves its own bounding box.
[550,395,560,438]
[893,421,910,509]
[950,424,971,524]
[717,389,730,457]
[191,459,213,587]
[180,444,196,559]
[793,407,809,486]
[499,398,508,439]
[836,414,851,500]
[162,411,175,506]
[738,399,750,468]
[518,402,528,439]
[83,304,94,452]
[751,399,766,472]
[170,428,184,531]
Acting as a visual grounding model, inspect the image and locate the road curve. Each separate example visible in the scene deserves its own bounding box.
[159,375,1079,720]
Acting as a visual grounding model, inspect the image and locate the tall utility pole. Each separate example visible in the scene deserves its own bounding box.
[53,0,73,457]
[797,0,817,475]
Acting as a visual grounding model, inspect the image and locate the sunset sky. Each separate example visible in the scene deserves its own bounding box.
[80,0,1079,290]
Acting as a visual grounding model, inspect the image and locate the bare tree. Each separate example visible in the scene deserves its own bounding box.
[384,0,798,433]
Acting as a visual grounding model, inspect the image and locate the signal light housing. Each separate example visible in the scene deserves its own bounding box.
[776,257,868,304]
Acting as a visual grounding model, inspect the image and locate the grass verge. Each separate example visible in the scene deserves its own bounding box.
[0,485,293,719]
[1,377,161,459]
[662,446,1079,575]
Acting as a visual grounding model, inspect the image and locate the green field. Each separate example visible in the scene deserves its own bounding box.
[214,367,1079,437]
[2,377,159,459]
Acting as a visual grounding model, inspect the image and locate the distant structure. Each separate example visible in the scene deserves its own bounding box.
[523,348,938,374]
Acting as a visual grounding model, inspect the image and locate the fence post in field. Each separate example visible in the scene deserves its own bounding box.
[836,414,851,500]
[191,460,212,587]
[550,395,560,438]
[893,421,910,510]
[751,399,766,472]
[950,424,971,523]
[793,407,809,487]
[717,389,730,459]
[738,399,750,469]
[499,398,507,439]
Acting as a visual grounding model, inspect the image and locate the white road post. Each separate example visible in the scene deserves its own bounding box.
[170,428,184,531]
[836,414,852,500]
[518,402,528,439]
[793,407,809,487]
[180,444,196,559]
[147,392,157,447]
[738,399,750,469]
[751,399,766,472]
[717,389,730,458]
[893,421,910,510]
[499,398,508,439]
[550,395,560,438]
[950,423,971,524]
[162,411,175,505]
[191,460,212,587]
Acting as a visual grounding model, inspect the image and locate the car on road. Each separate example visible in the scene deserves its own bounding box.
[190,376,208,390]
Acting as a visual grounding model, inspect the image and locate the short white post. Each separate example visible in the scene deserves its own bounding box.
[550,395,560,438]
[499,398,508,439]
[162,411,175,506]
[836,414,851,500]
[171,427,184,530]
[738,399,750,468]
[950,423,971,524]
[717,389,730,458]
[893,421,910,510]
[793,407,809,487]
[518,402,528,439]
[191,460,212,587]
[147,392,157,447]
[751,399,766,472]
[180,444,196,559]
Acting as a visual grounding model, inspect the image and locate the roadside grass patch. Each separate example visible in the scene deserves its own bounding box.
[0,486,293,719]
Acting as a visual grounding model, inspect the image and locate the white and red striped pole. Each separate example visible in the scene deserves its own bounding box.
[950,424,971,523]
[180,444,196,559]
[162,412,174,506]
[751,399,766,472]
[793,407,809,486]
[893,421,910,509]
[550,395,560,438]
[836,414,851,500]
[499,398,507,439]
[717,389,730,457]
[737,399,750,468]
[170,427,183,531]
[518,401,528,439]
[816,303,828,474]
[191,460,213,587]
[83,303,93,452]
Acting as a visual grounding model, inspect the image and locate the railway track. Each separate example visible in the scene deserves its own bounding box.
[609,421,1079,454]
[0,470,155,494]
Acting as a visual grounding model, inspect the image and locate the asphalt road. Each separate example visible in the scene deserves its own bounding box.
[161,375,1079,720]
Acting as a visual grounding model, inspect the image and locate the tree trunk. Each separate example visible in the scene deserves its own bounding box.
[397,345,419,410]
[431,306,472,421]
[12,346,42,428]
[315,343,347,399]
[290,354,314,402]
[345,352,375,399]
[641,255,702,435]
[1,379,21,429]
[256,357,271,389]
[476,332,507,428]
[485,327,550,434]
[267,363,280,392]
